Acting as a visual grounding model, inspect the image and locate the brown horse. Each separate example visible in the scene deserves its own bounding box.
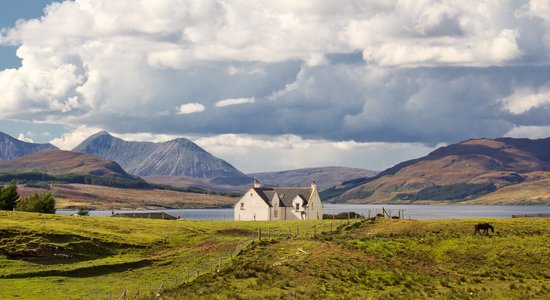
[474,223,494,236]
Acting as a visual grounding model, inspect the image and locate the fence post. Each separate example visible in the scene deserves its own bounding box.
[306,225,309,238]
[257,228,261,240]
[330,223,333,235]
[109,291,112,300]
[174,275,178,286]
[268,227,271,239]
[287,227,290,238]
[186,268,190,283]
[277,227,280,239]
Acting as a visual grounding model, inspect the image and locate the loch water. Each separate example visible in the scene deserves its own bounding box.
[57,204,550,220]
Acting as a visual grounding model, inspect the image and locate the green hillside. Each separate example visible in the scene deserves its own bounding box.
[0,211,548,299]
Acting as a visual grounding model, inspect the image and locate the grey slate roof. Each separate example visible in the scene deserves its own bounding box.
[253,187,313,207]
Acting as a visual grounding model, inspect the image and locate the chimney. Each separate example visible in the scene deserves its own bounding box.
[311,181,317,190]
[253,178,262,188]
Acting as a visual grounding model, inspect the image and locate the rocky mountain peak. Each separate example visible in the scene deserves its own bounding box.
[73,132,247,178]
[0,131,58,160]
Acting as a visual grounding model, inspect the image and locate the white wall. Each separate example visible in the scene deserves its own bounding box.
[286,196,305,220]
[234,189,270,221]
[305,191,323,220]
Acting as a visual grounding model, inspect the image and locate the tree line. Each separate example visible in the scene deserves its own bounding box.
[0,183,56,213]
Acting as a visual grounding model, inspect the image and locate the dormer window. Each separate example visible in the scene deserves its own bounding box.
[241,203,245,210]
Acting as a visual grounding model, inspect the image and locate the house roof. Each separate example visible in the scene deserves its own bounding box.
[253,187,313,207]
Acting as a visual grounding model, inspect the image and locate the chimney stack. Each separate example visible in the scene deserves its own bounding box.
[311,181,317,190]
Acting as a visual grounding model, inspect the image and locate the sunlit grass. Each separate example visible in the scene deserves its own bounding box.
[0,211,342,299]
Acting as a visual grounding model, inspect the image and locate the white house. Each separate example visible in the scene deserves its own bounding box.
[234,179,323,221]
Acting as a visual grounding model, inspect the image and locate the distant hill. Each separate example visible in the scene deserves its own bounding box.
[323,137,550,205]
[145,167,378,193]
[0,150,135,179]
[73,131,250,180]
[249,167,378,191]
[0,131,57,160]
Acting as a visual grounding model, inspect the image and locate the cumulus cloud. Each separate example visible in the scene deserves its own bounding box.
[215,97,255,107]
[176,103,205,115]
[49,125,102,149]
[17,133,34,143]
[506,125,550,139]
[503,87,550,114]
[1,0,550,150]
[193,134,437,172]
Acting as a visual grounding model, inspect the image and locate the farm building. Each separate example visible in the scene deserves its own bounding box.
[234,179,323,221]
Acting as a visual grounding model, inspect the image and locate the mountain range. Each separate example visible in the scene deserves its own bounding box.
[323,137,550,204]
[3,130,548,205]
[73,131,249,180]
[145,166,378,192]
[0,132,57,160]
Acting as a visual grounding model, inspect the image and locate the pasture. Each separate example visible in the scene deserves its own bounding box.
[0,211,548,299]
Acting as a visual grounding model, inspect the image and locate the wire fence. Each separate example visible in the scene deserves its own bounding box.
[62,219,361,299]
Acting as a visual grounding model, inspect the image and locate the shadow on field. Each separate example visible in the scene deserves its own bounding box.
[2,259,155,279]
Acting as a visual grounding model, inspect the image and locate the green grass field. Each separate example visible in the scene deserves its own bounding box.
[0,211,335,299]
[1,211,549,299]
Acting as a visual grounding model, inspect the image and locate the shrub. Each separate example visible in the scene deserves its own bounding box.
[16,192,56,213]
[0,183,19,210]
[77,207,90,216]
[323,212,364,219]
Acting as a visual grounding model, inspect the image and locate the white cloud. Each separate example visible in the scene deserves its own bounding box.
[17,133,34,143]
[215,97,255,107]
[194,134,436,172]
[0,0,549,150]
[505,125,550,139]
[49,125,102,149]
[503,87,550,114]
[176,103,205,115]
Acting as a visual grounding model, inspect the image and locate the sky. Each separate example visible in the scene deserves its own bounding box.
[1,0,550,173]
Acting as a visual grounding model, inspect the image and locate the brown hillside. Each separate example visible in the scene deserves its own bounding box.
[333,137,550,204]
[0,150,132,178]
[17,184,237,209]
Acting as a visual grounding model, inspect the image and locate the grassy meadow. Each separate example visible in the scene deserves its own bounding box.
[0,211,549,299]
[0,211,334,299]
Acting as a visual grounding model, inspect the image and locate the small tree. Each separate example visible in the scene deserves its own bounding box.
[77,207,90,216]
[16,192,56,214]
[0,183,19,211]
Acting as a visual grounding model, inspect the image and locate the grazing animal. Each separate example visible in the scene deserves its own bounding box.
[474,223,494,236]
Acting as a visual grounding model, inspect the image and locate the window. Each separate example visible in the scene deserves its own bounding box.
[240,203,245,210]
[295,203,300,211]
[274,210,278,218]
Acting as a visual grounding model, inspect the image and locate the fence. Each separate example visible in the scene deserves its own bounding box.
[62,219,361,299]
